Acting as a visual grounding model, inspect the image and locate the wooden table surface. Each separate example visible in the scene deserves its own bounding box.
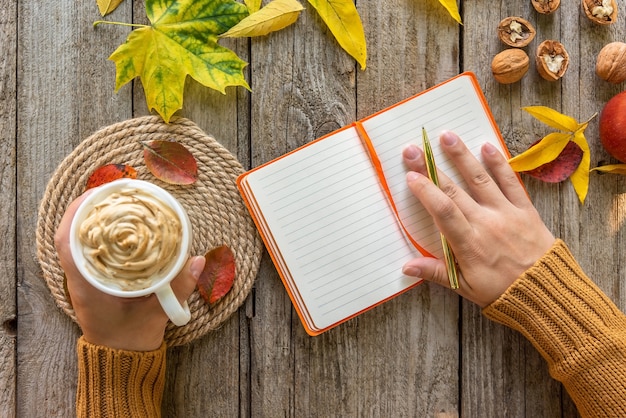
[2,0,625,416]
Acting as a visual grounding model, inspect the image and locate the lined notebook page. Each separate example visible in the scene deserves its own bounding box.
[242,127,421,332]
[361,74,506,258]
[240,73,506,334]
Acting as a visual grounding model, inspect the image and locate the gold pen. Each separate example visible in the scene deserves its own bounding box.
[421,127,460,290]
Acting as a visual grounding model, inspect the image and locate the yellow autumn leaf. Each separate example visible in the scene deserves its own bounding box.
[307,0,367,69]
[97,0,124,16]
[106,0,250,123]
[438,0,462,24]
[570,130,591,204]
[221,0,304,38]
[591,164,626,175]
[245,0,263,13]
[523,106,579,133]
[508,132,570,172]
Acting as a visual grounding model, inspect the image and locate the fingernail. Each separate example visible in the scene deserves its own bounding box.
[403,144,420,161]
[483,142,498,155]
[190,256,206,280]
[402,265,421,277]
[440,131,458,146]
[406,171,420,182]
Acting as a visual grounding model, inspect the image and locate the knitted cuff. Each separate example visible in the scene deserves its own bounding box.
[482,239,625,364]
[76,336,166,418]
[482,239,626,417]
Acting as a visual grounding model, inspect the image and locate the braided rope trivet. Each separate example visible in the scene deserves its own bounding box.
[35,116,263,346]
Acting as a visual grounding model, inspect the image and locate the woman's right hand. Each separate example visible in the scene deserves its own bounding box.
[401,131,556,307]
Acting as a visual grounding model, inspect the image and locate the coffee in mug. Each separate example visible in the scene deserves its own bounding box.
[69,179,193,326]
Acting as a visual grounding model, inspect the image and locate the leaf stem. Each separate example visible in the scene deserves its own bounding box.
[583,112,599,124]
[576,112,599,132]
[93,20,150,29]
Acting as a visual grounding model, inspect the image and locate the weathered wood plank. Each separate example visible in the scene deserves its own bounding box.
[145,11,253,417]
[0,1,17,417]
[246,5,359,415]
[16,1,132,416]
[246,1,462,416]
[463,1,624,416]
[462,1,568,415]
[352,1,460,416]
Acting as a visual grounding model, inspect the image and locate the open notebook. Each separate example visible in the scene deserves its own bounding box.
[237,72,514,335]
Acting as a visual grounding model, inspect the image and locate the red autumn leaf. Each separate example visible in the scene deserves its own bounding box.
[524,140,583,183]
[197,245,236,305]
[142,140,198,185]
[85,164,137,190]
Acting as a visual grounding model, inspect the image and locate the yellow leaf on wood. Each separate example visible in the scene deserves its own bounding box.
[108,0,250,123]
[438,0,462,24]
[221,0,304,38]
[508,132,571,172]
[307,0,367,69]
[591,164,626,175]
[245,0,263,13]
[523,106,579,133]
[97,0,124,16]
[570,131,591,204]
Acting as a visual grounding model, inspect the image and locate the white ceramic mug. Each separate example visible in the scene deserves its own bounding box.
[69,179,193,326]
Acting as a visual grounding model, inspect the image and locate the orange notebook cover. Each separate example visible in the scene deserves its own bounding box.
[237,72,514,335]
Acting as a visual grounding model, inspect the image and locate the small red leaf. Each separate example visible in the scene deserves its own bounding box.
[197,245,236,305]
[524,140,583,183]
[85,164,137,190]
[142,140,198,185]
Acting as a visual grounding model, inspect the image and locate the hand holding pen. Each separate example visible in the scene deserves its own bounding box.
[401,131,555,307]
[421,127,459,289]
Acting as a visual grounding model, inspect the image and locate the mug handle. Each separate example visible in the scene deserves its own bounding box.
[155,285,191,326]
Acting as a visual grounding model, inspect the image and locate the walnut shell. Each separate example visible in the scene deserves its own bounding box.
[532,0,561,14]
[596,42,626,84]
[535,40,570,81]
[491,49,530,84]
[582,0,617,25]
[497,17,536,48]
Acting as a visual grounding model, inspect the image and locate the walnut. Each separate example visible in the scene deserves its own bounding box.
[497,17,536,48]
[536,40,570,81]
[491,49,530,84]
[596,42,626,84]
[532,0,561,14]
[582,0,617,25]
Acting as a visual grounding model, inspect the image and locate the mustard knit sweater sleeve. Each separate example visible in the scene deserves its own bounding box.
[76,336,166,418]
[483,239,626,417]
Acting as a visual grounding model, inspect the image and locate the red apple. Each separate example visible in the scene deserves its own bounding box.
[599,90,626,163]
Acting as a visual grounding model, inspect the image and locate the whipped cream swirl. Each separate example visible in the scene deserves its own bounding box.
[78,187,182,291]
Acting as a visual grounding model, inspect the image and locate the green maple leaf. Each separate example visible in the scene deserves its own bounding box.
[104,0,250,122]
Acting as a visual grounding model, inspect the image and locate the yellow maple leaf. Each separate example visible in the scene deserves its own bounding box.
[221,0,304,38]
[438,0,462,24]
[97,0,124,16]
[102,0,250,123]
[245,0,263,13]
[307,0,367,69]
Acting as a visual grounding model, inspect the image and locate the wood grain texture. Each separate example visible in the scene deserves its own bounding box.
[11,0,626,416]
[0,1,17,417]
[463,1,625,416]
[352,1,460,416]
[16,1,132,416]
